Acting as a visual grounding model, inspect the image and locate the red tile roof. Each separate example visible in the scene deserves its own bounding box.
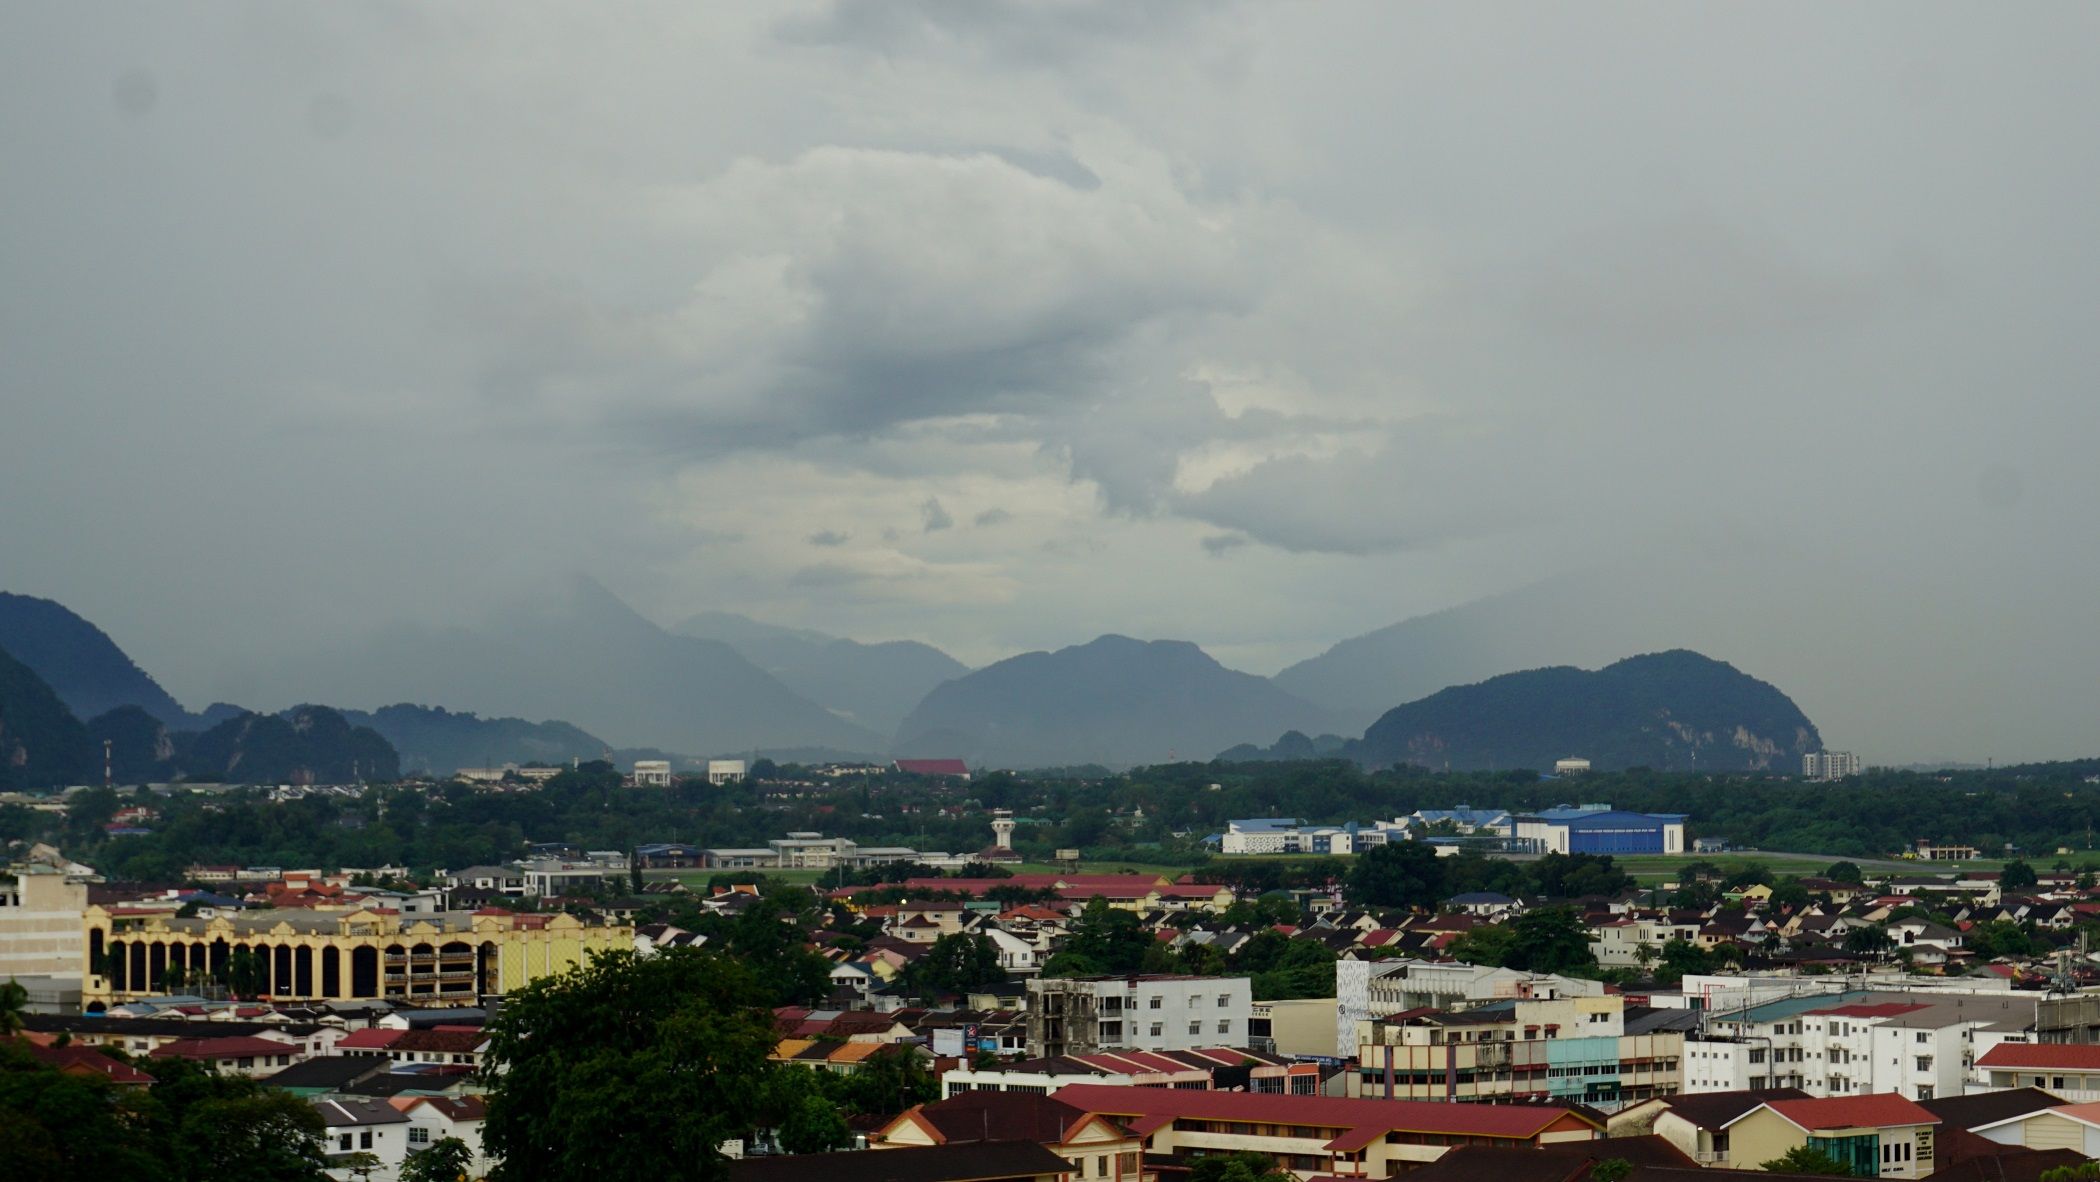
[338,1028,404,1050]
[1052,1083,1598,1142]
[1978,1043,2100,1070]
[1749,1094,1940,1132]
[148,1035,293,1061]
[12,1038,157,1085]
[1805,1002,1930,1019]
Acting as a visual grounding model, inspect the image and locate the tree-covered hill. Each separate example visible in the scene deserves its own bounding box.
[1346,649,1820,773]
[183,705,399,784]
[0,591,195,726]
[340,704,609,776]
[0,642,96,789]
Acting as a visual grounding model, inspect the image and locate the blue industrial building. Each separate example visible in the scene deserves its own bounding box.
[1514,803,1687,855]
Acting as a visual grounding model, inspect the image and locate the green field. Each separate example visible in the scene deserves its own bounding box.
[1613,850,2011,884]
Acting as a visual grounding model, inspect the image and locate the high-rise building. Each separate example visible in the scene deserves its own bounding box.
[1804,751,1863,780]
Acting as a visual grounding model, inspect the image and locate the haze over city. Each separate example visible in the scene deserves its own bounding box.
[6,3,2099,764]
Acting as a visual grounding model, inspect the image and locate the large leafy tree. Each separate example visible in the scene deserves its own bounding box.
[1504,907,1597,974]
[1445,924,1518,967]
[837,1046,939,1120]
[0,1041,166,1182]
[904,933,1007,996]
[400,1136,475,1182]
[482,948,778,1182]
[146,1056,328,1182]
[1044,898,1158,976]
[1344,841,1445,911]
[0,1046,327,1182]
[1188,1152,1295,1182]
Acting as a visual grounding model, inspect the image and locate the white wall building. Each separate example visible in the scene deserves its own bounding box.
[1334,958,1606,1057]
[1220,818,1358,855]
[1683,990,2036,1101]
[1804,751,1864,780]
[632,760,672,787]
[706,760,747,785]
[0,863,91,981]
[1026,974,1252,1058]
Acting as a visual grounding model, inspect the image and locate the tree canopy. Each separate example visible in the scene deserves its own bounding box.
[481,947,778,1182]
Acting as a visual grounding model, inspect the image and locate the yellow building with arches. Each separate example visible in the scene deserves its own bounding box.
[82,905,630,1008]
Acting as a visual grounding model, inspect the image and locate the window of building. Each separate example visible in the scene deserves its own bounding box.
[359,1131,373,1150]
[1218,1021,1230,1034]
[1218,994,1231,1007]
[1189,1022,1202,1036]
[1150,1024,1163,1038]
[1149,997,1162,1009]
[1098,1156,1108,1177]
[409,1128,430,1146]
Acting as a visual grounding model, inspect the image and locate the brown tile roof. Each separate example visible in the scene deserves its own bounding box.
[1652,1087,1811,1131]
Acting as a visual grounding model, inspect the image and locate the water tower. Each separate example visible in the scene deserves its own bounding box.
[990,808,1016,852]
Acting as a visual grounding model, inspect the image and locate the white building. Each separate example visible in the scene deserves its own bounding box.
[0,862,92,981]
[984,928,1039,976]
[517,851,630,897]
[1026,974,1252,1058]
[1804,751,1864,781]
[1590,916,1706,967]
[1555,758,1592,776]
[314,1096,411,1181]
[1219,818,1358,855]
[1334,958,1605,1057]
[397,1097,491,1180]
[706,759,747,785]
[632,760,673,787]
[702,834,930,871]
[1683,990,2036,1101]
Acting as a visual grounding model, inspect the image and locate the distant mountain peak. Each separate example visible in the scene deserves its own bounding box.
[1344,648,1820,773]
[674,609,967,737]
[0,590,194,726]
[895,634,1337,771]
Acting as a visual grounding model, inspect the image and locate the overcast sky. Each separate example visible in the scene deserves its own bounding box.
[4,3,2097,762]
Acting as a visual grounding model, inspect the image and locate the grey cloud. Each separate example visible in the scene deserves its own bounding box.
[468,146,1249,460]
[807,529,851,547]
[973,508,1013,527]
[776,0,1224,64]
[920,498,954,533]
[5,4,2100,763]
[789,563,867,589]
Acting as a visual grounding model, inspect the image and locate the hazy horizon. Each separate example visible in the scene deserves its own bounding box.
[6,4,2097,765]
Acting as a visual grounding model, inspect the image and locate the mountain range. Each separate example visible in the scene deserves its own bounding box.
[674,611,968,736]
[337,705,610,777]
[894,634,1341,770]
[245,577,886,756]
[3,577,1832,777]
